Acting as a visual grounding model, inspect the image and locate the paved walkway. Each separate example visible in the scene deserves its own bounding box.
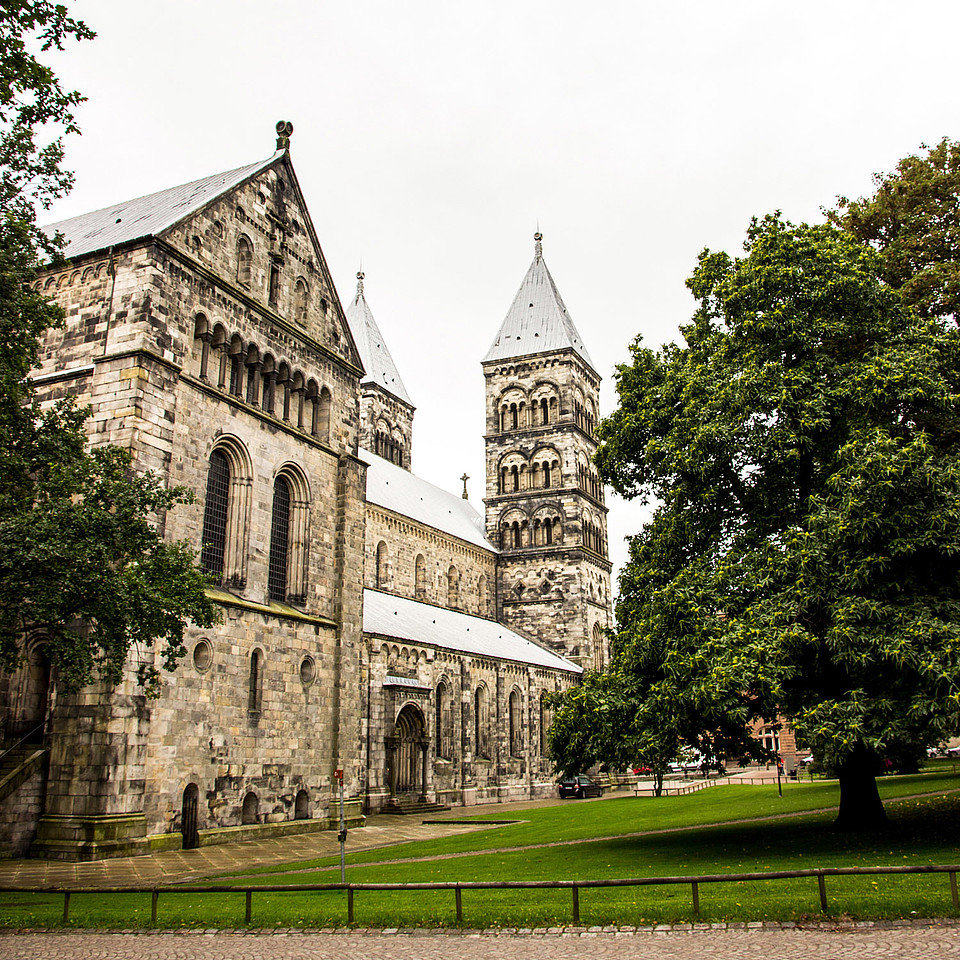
[2,923,960,960]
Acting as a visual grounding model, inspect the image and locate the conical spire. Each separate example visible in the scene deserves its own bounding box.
[345,271,412,405]
[483,233,594,368]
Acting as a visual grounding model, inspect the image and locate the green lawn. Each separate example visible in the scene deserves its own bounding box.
[2,774,959,930]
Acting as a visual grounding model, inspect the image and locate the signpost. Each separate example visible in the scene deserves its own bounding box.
[335,768,346,881]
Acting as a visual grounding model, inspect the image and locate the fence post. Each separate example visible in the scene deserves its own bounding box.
[455,884,463,923]
[348,887,354,923]
[151,890,159,924]
[62,891,70,923]
[572,884,580,924]
[951,872,959,910]
[245,890,252,924]
[691,881,700,916]
[817,872,827,912]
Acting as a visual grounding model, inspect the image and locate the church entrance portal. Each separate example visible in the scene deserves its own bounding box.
[386,704,430,799]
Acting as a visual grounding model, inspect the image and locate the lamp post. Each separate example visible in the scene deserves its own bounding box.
[335,768,346,881]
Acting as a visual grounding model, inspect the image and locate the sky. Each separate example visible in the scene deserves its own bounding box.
[41,0,960,590]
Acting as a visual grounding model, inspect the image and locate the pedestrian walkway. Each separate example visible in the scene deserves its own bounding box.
[2,922,960,960]
[0,794,581,890]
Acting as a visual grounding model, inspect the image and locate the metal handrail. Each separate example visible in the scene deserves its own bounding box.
[0,722,46,766]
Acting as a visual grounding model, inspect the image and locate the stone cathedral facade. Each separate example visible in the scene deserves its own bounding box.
[0,124,612,860]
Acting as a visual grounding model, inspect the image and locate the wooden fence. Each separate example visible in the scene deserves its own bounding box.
[7,863,960,926]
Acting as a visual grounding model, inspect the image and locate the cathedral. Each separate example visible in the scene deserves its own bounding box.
[0,123,612,860]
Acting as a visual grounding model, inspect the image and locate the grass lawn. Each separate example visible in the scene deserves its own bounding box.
[2,773,959,930]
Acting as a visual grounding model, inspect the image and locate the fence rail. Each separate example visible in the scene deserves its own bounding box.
[6,863,960,926]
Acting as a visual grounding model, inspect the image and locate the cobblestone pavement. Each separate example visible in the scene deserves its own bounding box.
[1,923,960,960]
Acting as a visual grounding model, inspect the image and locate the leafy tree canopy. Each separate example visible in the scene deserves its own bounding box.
[553,213,960,829]
[0,3,218,695]
[830,137,960,324]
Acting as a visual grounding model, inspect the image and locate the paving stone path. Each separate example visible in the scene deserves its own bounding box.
[2,923,960,960]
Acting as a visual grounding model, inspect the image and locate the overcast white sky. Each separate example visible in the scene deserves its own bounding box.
[42,0,960,589]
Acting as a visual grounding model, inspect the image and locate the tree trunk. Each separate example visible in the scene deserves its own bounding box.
[835,744,887,830]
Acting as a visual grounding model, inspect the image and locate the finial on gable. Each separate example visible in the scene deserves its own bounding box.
[276,120,294,151]
[356,270,365,298]
[534,231,543,262]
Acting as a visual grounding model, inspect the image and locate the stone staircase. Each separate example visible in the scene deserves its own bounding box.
[379,796,451,816]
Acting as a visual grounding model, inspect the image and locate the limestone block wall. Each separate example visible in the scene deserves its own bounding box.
[142,608,341,837]
[364,505,497,619]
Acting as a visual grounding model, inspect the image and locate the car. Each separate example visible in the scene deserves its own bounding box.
[558,775,603,799]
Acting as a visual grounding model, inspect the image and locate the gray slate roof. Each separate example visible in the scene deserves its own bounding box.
[363,448,493,551]
[43,152,282,259]
[345,276,412,405]
[364,589,581,673]
[484,236,594,368]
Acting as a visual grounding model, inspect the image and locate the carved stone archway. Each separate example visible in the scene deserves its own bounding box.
[386,704,430,801]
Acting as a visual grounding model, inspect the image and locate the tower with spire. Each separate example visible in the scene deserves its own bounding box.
[483,234,612,670]
[345,271,415,469]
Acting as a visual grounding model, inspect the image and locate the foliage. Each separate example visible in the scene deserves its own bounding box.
[0,3,218,694]
[557,213,960,828]
[830,137,960,324]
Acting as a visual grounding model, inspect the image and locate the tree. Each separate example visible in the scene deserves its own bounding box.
[830,137,960,324]
[0,3,218,695]
[556,213,960,829]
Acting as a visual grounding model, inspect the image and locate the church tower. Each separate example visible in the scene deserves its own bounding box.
[483,234,612,669]
[345,271,415,469]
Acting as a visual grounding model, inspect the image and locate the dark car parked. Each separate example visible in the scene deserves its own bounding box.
[558,775,603,799]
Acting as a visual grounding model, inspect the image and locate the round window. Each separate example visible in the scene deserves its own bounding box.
[193,639,213,673]
[299,656,316,686]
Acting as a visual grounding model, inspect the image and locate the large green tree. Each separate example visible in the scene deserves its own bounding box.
[0,3,218,696]
[553,214,960,829]
[830,137,960,324]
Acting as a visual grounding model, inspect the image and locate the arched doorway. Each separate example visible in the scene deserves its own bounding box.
[391,704,427,796]
[181,783,199,849]
[16,644,50,742]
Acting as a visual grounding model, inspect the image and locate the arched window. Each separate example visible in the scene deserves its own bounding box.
[268,476,291,602]
[593,623,606,672]
[295,278,309,323]
[477,574,487,614]
[200,449,230,579]
[540,397,548,424]
[200,440,252,588]
[474,686,489,759]
[237,235,253,286]
[512,522,521,549]
[509,689,522,758]
[436,681,451,760]
[540,692,550,757]
[447,565,460,608]
[269,260,280,305]
[376,541,389,589]
[248,649,263,715]
[415,554,427,599]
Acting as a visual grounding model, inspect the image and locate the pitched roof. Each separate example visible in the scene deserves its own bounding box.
[43,152,283,259]
[483,234,594,368]
[345,274,412,406]
[363,448,493,551]
[363,589,581,673]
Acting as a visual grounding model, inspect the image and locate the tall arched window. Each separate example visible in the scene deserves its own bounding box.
[447,565,460,608]
[376,541,389,589]
[237,235,253,286]
[415,554,427,599]
[477,575,487,614]
[540,692,550,757]
[593,623,606,672]
[295,278,309,323]
[268,476,291,601]
[474,686,488,759]
[248,649,263,715]
[509,689,522,758]
[436,680,451,760]
[200,449,230,579]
